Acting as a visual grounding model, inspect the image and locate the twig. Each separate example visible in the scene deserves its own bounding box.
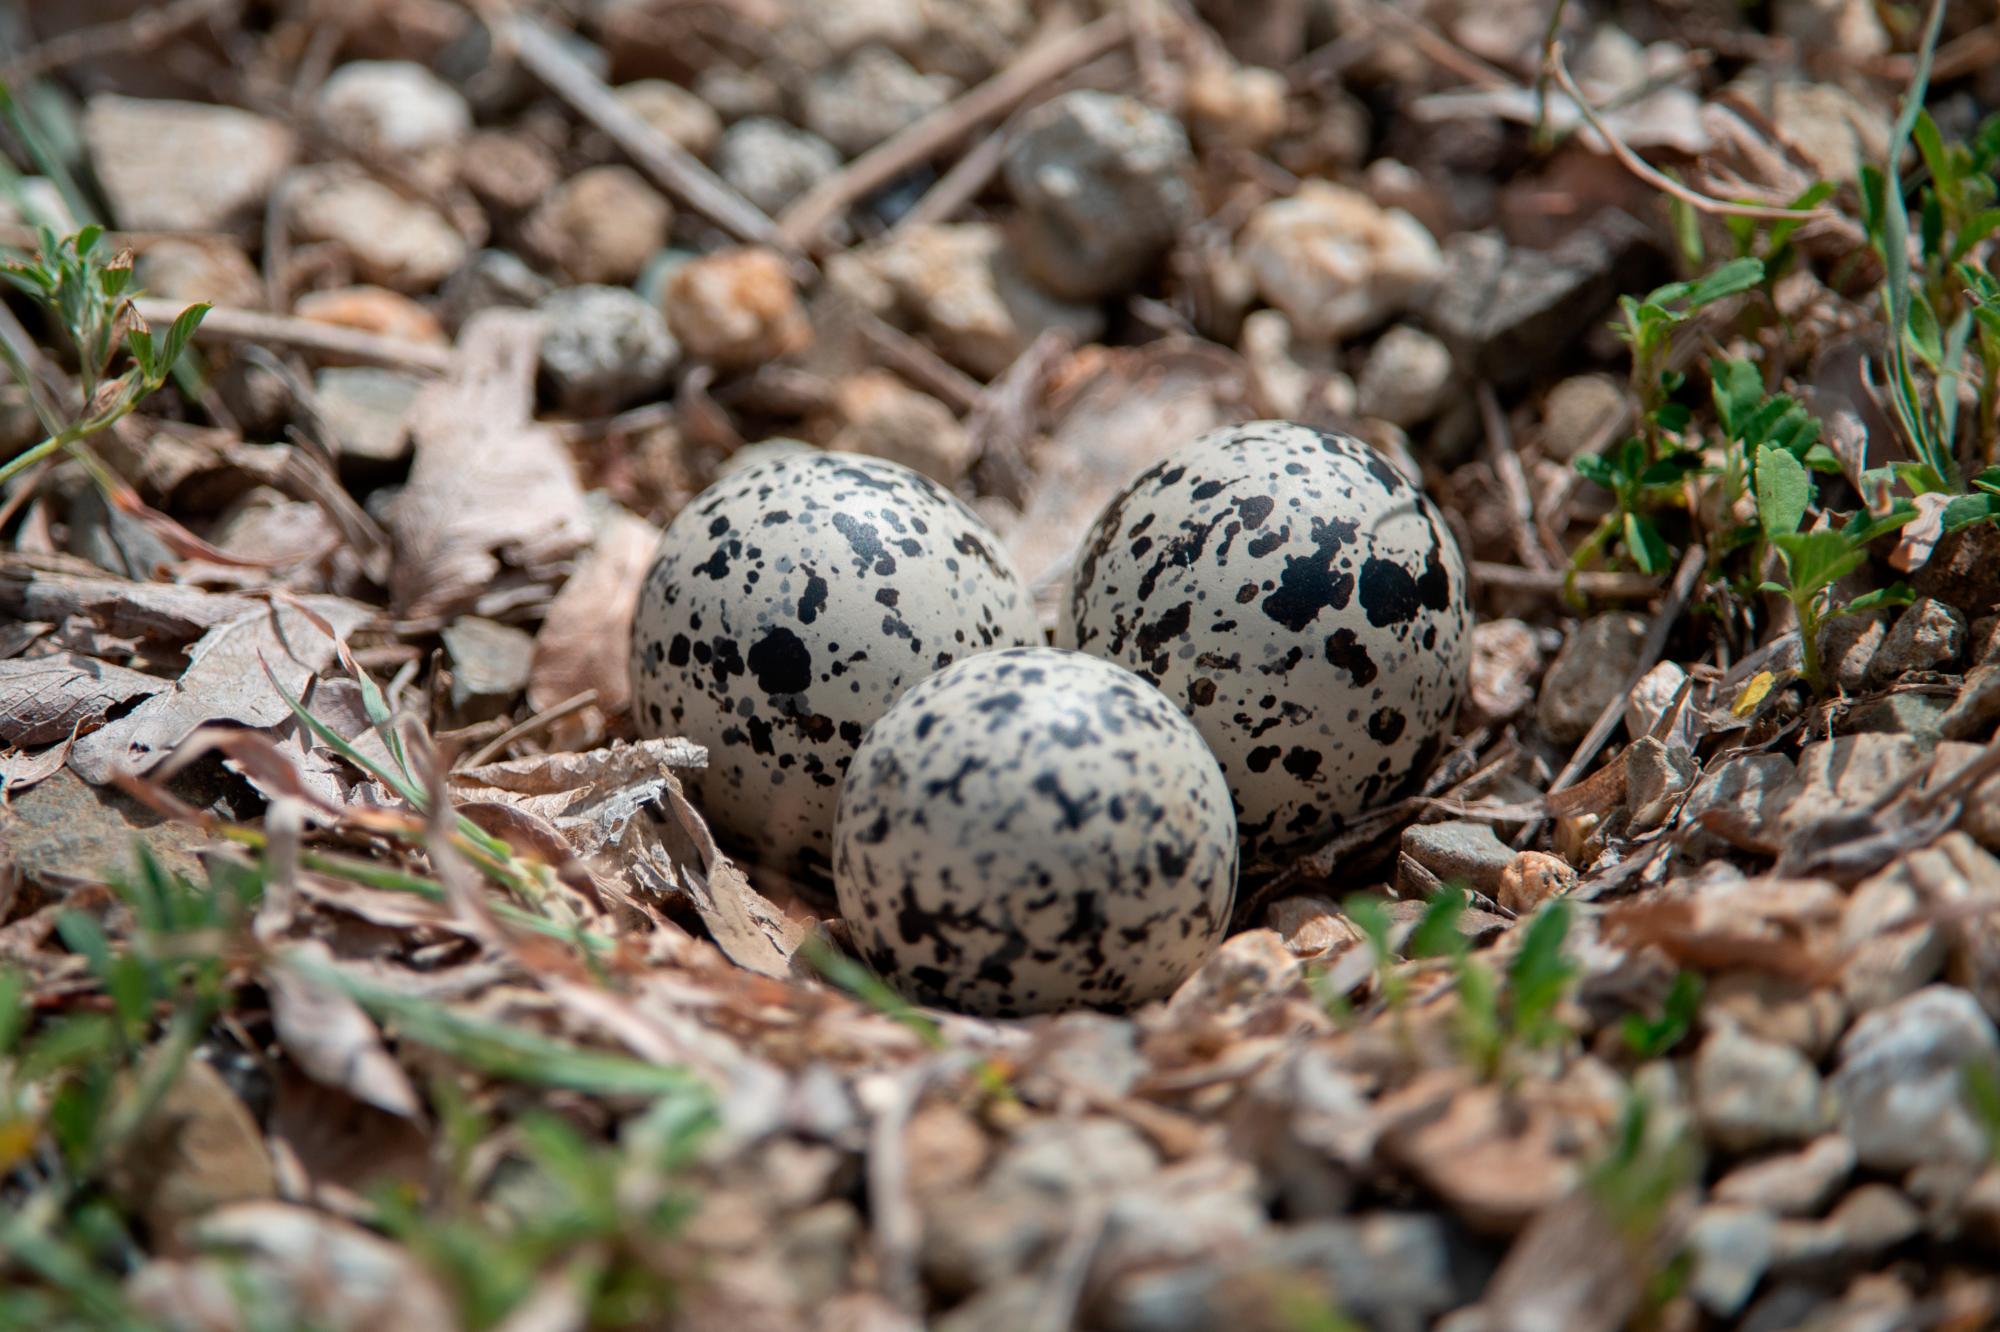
[778,13,1131,250]
[856,314,985,414]
[1477,382,1555,572]
[460,690,601,769]
[1548,44,1842,224]
[0,0,236,80]
[968,330,1070,506]
[501,14,792,257]
[1356,0,1518,90]
[1471,562,1660,599]
[131,296,453,373]
[890,128,1013,236]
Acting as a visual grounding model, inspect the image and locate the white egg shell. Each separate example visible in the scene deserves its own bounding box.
[1061,421,1470,861]
[835,647,1238,1017]
[631,450,1041,877]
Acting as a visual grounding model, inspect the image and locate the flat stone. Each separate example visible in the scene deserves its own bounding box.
[314,60,469,186]
[1693,1023,1831,1152]
[525,165,672,286]
[1624,660,1695,748]
[538,284,679,414]
[86,95,295,232]
[1831,984,2000,1171]
[805,45,955,156]
[1943,661,2000,740]
[1705,971,1847,1060]
[1912,517,2000,620]
[1868,596,1965,685]
[1838,858,1946,1012]
[1779,733,1927,841]
[1713,1135,1856,1216]
[1686,1204,1777,1317]
[1820,612,1887,694]
[442,616,535,722]
[1240,181,1441,341]
[1537,373,1625,461]
[665,246,813,370]
[287,163,465,292]
[1399,819,1514,894]
[2,766,212,892]
[1358,325,1455,427]
[1536,612,1647,744]
[1466,618,1541,725]
[716,117,842,216]
[313,367,422,469]
[828,371,974,486]
[438,249,553,332]
[1625,735,1697,830]
[1768,1184,1920,1272]
[1839,691,1950,748]
[614,79,722,157]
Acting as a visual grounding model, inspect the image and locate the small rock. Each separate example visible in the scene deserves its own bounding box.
[1839,859,1946,1012]
[1774,0,1888,60]
[315,60,470,186]
[902,1102,990,1201]
[1942,661,2000,739]
[1184,60,1290,150]
[1536,612,1647,744]
[1839,691,1950,748]
[1537,373,1626,461]
[525,165,672,286]
[1755,80,1892,184]
[457,130,561,216]
[805,45,956,156]
[1768,1184,1921,1272]
[907,0,1035,83]
[828,371,973,485]
[85,95,295,232]
[1686,1204,1777,1317]
[1784,733,1928,834]
[1240,181,1442,342]
[1004,90,1195,302]
[1265,894,1366,956]
[716,117,843,216]
[1096,1158,1267,1275]
[615,79,723,157]
[1625,735,1697,830]
[1706,971,1847,1060]
[1400,820,1514,895]
[442,616,535,722]
[1713,1135,1856,1216]
[1495,851,1576,914]
[1693,1023,1831,1152]
[538,285,679,414]
[1465,618,1541,726]
[313,367,423,469]
[1677,753,1797,852]
[293,286,446,347]
[1821,612,1888,694]
[665,247,812,369]
[1238,309,1349,421]
[1022,1012,1144,1101]
[136,238,264,309]
[1913,517,2000,620]
[693,63,785,121]
[1357,325,1455,427]
[1831,983,2000,1170]
[1625,660,1693,748]
[438,249,553,331]
[287,163,466,292]
[1868,596,1966,685]
[1167,928,1306,1019]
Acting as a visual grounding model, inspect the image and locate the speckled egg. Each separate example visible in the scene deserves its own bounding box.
[1061,421,1470,862]
[631,450,1041,877]
[834,647,1237,1016]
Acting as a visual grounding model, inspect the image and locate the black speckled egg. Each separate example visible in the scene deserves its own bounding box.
[1061,421,1470,862]
[631,450,1041,877]
[834,647,1237,1016]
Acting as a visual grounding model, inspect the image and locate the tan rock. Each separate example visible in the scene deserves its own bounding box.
[828,370,973,485]
[666,247,813,369]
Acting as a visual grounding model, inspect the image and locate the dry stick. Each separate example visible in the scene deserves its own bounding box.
[461,689,601,769]
[778,12,1132,250]
[890,128,1012,236]
[131,297,454,373]
[1476,381,1555,573]
[1548,45,1841,224]
[857,315,985,414]
[502,14,791,256]
[1357,0,1518,90]
[1471,562,1660,599]
[0,0,236,80]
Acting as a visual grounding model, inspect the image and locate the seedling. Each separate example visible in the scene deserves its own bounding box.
[1403,886,1580,1080]
[1620,972,1703,1061]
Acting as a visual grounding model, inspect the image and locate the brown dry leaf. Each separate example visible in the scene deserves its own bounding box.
[66,598,373,784]
[1006,339,1259,591]
[0,556,260,644]
[451,736,707,862]
[266,1067,430,1216]
[529,506,661,725]
[266,942,425,1120]
[0,651,166,747]
[387,310,593,619]
[104,1055,277,1253]
[647,774,807,979]
[0,726,79,799]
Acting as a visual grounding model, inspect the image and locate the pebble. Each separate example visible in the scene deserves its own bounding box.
[1831,983,2000,1171]
[1753,80,1891,184]
[1838,860,1946,1013]
[665,246,813,369]
[1942,660,2000,739]
[85,95,295,232]
[1692,1023,1832,1152]
[1399,820,1514,896]
[1867,595,1965,685]
[615,79,723,158]
[1686,1204,1777,1317]
[716,117,843,216]
[907,0,1034,83]
[286,163,466,292]
[1494,851,1576,914]
[805,46,956,156]
[293,286,446,347]
[1821,612,1887,694]
[1625,735,1698,831]
[442,616,535,722]
[1535,612,1647,744]
[1537,373,1626,461]
[1783,733,1928,837]
[314,60,470,184]
[438,249,553,331]
[1768,1184,1920,1272]
[1712,1135,1856,1216]
[1706,971,1848,1061]
[1003,90,1195,301]
[538,284,679,414]
[457,130,561,216]
[826,371,973,485]
[135,238,264,309]
[1624,659,1693,748]
[1239,182,1442,342]
[1464,618,1541,726]
[1357,325,1455,427]
[525,165,672,286]
[1184,61,1290,150]
[829,223,1102,379]
[313,367,422,470]
[1676,753,1797,852]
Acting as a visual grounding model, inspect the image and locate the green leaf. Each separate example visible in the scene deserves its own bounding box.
[1839,582,1916,615]
[1620,972,1703,1060]
[1408,886,1468,960]
[1840,502,1918,546]
[1711,357,1763,437]
[1772,529,1867,597]
[1573,453,1615,488]
[125,325,155,381]
[160,302,209,369]
[1677,256,1765,310]
[1952,208,2000,260]
[1943,493,2000,532]
[1624,512,1672,575]
[1907,292,1945,368]
[1651,401,1692,433]
[1508,900,1579,1049]
[1769,181,1836,253]
[1755,444,1811,539]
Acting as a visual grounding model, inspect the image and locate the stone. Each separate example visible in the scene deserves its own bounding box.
[1357,325,1455,427]
[1185,60,1290,151]
[136,237,265,309]
[1831,984,2000,1171]
[1625,735,1697,831]
[438,249,553,331]
[1839,691,1950,747]
[1868,596,1965,685]
[1781,733,1928,840]
[1913,517,2000,620]
[1768,1184,1921,1272]
[830,223,1103,380]
[1705,972,1847,1061]
[1495,852,1576,915]
[1265,894,1366,957]
[1022,1012,1144,1100]
[442,616,535,722]
[1693,1023,1831,1152]
[314,60,470,186]
[525,165,672,286]
[804,45,956,156]
[693,63,785,121]
[104,1057,275,1246]
[313,367,422,469]
[664,247,812,369]
[1399,820,1513,895]
[1713,1135,1856,1216]
[1426,212,1666,386]
[1465,618,1540,725]
[1535,612,1647,744]
[615,79,722,158]
[2,767,211,891]
[1686,1204,1777,1317]
[457,130,560,216]
[293,286,446,346]
[1774,0,1888,60]
[1004,90,1195,302]
[1821,612,1887,694]
[1625,660,1694,749]
[1096,1158,1267,1275]
[1754,80,1892,184]
[538,284,679,414]
[1239,181,1441,342]
[1943,661,2000,740]
[906,0,1035,82]
[1838,859,1946,1012]
[1537,373,1626,461]
[716,117,843,216]
[1167,929,1308,1019]
[85,95,294,232]
[287,163,465,292]
[828,371,974,485]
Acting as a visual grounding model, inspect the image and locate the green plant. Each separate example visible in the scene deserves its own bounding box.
[1407,887,1580,1079]
[1620,972,1703,1061]
[1964,1059,2000,1163]
[1340,892,1407,1011]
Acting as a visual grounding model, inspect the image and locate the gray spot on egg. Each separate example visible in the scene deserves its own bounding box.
[1062,421,1470,863]
[631,450,1041,878]
[834,648,1237,1017]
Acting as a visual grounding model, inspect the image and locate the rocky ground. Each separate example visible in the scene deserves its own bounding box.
[3,0,2000,1329]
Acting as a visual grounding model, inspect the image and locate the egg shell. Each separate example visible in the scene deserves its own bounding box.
[835,647,1237,1017]
[1061,420,1470,861]
[630,450,1041,877]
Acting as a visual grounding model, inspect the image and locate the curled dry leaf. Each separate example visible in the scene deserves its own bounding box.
[0,650,165,746]
[387,310,593,619]
[0,556,259,644]
[529,506,662,728]
[266,942,425,1120]
[451,735,707,861]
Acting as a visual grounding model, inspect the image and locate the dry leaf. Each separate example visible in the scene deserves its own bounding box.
[387,311,593,619]
[0,557,259,643]
[104,1055,277,1253]
[0,651,166,746]
[529,506,661,722]
[267,942,425,1120]
[450,736,707,861]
